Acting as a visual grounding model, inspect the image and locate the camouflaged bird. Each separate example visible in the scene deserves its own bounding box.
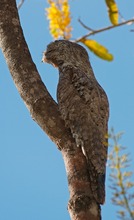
[42,40,109,204]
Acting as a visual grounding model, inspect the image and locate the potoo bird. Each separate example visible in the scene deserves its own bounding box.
[42,40,109,204]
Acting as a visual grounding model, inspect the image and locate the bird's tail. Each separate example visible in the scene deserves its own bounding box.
[88,161,106,205]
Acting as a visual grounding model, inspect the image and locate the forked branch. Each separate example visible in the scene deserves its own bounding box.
[75,18,134,42]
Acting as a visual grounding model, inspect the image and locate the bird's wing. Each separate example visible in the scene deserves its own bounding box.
[69,67,109,174]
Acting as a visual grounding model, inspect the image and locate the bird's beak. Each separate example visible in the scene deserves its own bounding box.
[41,51,58,68]
[42,51,46,63]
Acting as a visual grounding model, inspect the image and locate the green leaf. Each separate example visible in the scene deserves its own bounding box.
[80,39,113,61]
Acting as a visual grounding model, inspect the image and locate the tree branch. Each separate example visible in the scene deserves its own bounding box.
[78,18,94,31]
[75,18,134,42]
[0,1,101,219]
[0,0,66,147]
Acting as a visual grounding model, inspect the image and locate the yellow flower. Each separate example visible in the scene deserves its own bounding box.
[46,0,72,39]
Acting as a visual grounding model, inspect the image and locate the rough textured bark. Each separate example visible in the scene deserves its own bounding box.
[0,1,101,219]
[62,146,101,220]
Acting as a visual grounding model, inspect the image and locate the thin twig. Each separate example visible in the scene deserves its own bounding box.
[78,18,94,31]
[118,11,126,22]
[17,0,25,10]
[75,18,134,42]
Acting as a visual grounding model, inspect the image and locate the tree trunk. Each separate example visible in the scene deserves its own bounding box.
[0,1,101,219]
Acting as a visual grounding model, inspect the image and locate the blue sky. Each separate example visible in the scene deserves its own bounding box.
[0,0,134,219]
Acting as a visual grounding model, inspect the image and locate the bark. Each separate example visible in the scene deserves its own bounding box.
[0,1,101,219]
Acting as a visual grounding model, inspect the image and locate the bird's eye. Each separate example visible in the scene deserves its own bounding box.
[46,49,53,54]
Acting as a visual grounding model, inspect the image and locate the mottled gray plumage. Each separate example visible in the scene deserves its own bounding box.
[43,40,109,204]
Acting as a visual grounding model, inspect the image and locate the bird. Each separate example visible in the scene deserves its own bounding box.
[42,40,109,204]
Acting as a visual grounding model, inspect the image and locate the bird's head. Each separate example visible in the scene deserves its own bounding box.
[42,40,89,68]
